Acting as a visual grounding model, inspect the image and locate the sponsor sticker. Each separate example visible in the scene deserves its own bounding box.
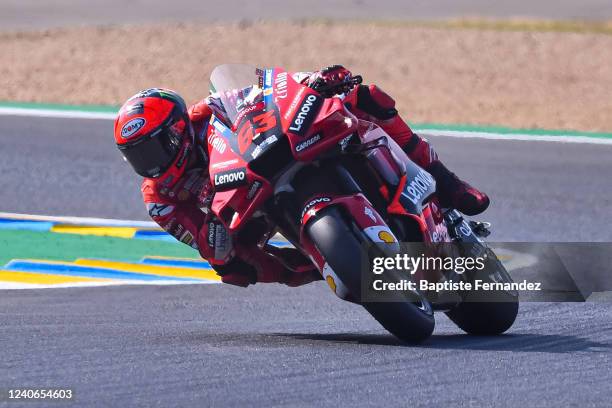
[274,71,288,99]
[208,134,227,154]
[363,226,400,252]
[121,118,146,138]
[364,206,377,222]
[179,230,197,248]
[207,222,216,248]
[213,168,248,191]
[288,94,323,136]
[211,158,239,169]
[251,145,263,159]
[322,262,350,299]
[295,133,321,152]
[378,230,396,244]
[212,117,231,136]
[252,134,279,158]
[146,203,174,218]
[301,196,331,220]
[246,180,263,200]
[405,169,435,205]
[338,134,353,148]
[125,102,144,115]
[283,87,306,121]
[174,223,185,235]
[175,145,190,168]
[265,69,273,87]
[326,275,337,293]
[214,223,231,260]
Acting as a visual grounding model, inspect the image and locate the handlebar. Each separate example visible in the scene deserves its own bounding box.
[309,75,363,97]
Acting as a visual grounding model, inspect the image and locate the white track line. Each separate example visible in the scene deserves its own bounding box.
[0,280,219,290]
[2,106,611,145]
[0,107,116,120]
[418,129,612,145]
[0,212,157,227]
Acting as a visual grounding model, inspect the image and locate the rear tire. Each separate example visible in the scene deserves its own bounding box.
[306,207,435,343]
[446,301,518,335]
[446,250,519,335]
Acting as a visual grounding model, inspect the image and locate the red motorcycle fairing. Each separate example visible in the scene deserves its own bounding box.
[273,68,359,162]
[354,120,452,244]
[207,115,273,231]
[299,193,400,269]
[208,67,359,233]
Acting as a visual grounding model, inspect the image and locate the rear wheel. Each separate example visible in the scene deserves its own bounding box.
[446,249,519,335]
[306,207,435,343]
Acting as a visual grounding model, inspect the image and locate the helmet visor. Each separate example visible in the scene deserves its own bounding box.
[118,122,184,178]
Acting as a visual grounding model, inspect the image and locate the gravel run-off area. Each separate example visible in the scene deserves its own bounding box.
[2,21,611,132]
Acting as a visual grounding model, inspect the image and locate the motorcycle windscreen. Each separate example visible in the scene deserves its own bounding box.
[209,64,263,124]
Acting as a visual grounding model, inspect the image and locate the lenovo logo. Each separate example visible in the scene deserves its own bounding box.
[213,168,247,191]
[288,94,322,136]
[301,196,331,219]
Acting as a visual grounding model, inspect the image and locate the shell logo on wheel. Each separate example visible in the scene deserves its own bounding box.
[325,275,337,293]
[322,263,350,300]
[378,230,396,244]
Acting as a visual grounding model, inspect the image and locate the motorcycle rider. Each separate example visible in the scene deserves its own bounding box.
[113,65,489,288]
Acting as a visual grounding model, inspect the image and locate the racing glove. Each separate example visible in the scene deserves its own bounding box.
[307,65,357,97]
[215,244,322,288]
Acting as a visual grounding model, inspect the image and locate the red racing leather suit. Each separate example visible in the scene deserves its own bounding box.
[141,70,436,287]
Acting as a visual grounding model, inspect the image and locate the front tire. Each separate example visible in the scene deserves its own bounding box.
[306,207,435,343]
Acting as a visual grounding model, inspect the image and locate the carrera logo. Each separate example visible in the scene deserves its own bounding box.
[295,134,321,152]
[406,169,435,205]
[213,168,247,191]
[121,118,146,138]
[301,197,331,219]
[288,94,322,136]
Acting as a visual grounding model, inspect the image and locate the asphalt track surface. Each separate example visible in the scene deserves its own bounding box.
[2,285,611,407]
[1,115,612,407]
[2,0,612,31]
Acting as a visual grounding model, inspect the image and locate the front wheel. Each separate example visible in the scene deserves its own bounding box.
[306,207,435,343]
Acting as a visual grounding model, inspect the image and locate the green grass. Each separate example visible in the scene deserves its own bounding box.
[424,18,612,35]
[303,17,612,35]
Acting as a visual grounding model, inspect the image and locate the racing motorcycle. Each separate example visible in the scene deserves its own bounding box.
[206,64,518,343]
